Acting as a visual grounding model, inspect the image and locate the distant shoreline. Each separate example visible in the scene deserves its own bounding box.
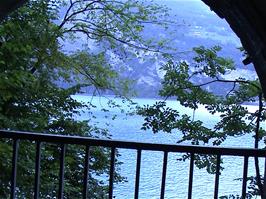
[74,93,259,107]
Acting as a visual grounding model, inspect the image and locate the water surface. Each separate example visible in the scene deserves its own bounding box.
[74,95,263,199]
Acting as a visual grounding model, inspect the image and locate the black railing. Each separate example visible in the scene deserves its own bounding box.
[1,130,266,199]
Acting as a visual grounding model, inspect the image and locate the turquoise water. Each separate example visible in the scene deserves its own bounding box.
[73,95,263,199]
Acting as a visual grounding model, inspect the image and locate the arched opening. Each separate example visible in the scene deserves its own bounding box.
[1,1,263,198]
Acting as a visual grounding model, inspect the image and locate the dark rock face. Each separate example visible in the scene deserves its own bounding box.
[202,0,266,96]
[0,0,27,20]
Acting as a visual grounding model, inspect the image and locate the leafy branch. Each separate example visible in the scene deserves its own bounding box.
[138,45,265,197]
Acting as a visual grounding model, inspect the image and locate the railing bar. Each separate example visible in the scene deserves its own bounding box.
[263,158,266,198]
[160,151,168,199]
[58,144,66,199]
[2,130,266,199]
[11,139,19,199]
[242,156,249,198]
[1,130,266,157]
[34,141,41,199]
[109,147,115,199]
[188,153,194,199]
[134,149,142,199]
[83,145,90,199]
[214,155,221,199]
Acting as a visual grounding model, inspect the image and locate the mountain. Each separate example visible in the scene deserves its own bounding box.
[120,0,257,98]
[63,0,257,98]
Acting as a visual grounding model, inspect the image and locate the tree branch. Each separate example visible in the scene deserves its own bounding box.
[178,77,261,91]
[226,81,236,97]
[58,0,101,30]
[254,92,264,197]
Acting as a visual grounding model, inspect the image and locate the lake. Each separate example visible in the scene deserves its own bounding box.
[73,95,264,199]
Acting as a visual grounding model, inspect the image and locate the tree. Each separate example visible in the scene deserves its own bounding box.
[0,0,171,197]
[138,46,265,198]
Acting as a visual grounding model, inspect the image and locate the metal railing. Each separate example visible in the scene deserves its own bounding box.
[0,130,266,199]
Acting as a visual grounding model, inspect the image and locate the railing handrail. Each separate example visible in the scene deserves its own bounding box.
[1,130,265,157]
[1,129,266,199]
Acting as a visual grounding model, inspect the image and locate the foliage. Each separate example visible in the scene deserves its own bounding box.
[0,0,171,197]
[138,46,265,196]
